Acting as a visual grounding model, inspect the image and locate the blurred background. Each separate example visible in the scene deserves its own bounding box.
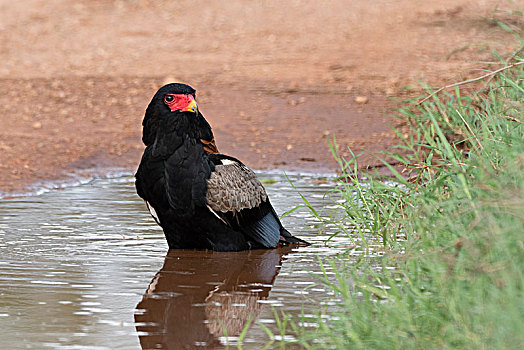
[0,0,519,194]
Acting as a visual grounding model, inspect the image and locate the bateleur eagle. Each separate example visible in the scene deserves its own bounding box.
[135,83,308,251]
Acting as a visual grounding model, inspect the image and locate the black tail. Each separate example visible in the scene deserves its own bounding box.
[279,227,310,246]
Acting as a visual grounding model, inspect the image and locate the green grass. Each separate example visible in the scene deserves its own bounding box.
[258,51,524,349]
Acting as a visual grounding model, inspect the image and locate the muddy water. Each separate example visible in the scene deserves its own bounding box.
[0,172,361,349]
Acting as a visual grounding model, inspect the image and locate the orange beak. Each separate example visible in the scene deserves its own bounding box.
[182,98,198,113]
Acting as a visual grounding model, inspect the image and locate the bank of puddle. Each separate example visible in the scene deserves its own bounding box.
[0,172,383,349]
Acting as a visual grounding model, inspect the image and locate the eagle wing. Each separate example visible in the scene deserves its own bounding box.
[206,159,267,214]
[205,156,282,248]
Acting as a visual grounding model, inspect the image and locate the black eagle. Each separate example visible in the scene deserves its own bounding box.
[135,83,308,251]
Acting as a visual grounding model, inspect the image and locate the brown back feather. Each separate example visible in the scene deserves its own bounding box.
[201,138,219,154]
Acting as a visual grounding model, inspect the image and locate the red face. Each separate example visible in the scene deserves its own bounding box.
[163,94,197,113]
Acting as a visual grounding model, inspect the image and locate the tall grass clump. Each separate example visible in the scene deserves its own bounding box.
[264,54,524,349]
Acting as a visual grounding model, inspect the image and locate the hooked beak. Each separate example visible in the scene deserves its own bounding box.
[182,98,198,113]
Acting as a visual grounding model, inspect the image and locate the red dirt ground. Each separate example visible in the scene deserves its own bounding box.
[0,0,520,196]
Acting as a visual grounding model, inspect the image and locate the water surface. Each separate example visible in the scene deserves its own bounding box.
[0,172,361,349]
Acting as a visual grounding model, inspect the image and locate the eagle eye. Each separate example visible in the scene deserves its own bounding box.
[164,95,174,103]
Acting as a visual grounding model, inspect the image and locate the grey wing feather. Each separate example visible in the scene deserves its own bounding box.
[206,162,268,213]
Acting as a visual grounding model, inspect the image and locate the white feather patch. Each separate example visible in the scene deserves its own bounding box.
[207,204,228,225]
[220,159,237,166]
[145,201,160,225]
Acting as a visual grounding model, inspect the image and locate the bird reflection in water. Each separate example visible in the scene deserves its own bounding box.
[135,246,294,349]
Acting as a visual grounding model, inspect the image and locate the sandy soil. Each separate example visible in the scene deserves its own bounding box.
[0,0,520,196]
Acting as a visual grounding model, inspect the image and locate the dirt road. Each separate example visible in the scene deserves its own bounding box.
[0,0,519,195]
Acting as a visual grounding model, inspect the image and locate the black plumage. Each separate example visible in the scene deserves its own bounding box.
[135,83,308,251]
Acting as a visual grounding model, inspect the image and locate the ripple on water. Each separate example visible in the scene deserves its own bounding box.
[0,172,381,350]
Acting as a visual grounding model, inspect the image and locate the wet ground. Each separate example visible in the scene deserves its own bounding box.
[0,172,380,349]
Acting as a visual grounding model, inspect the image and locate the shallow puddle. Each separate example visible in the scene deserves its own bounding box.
[0,172,363,349]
